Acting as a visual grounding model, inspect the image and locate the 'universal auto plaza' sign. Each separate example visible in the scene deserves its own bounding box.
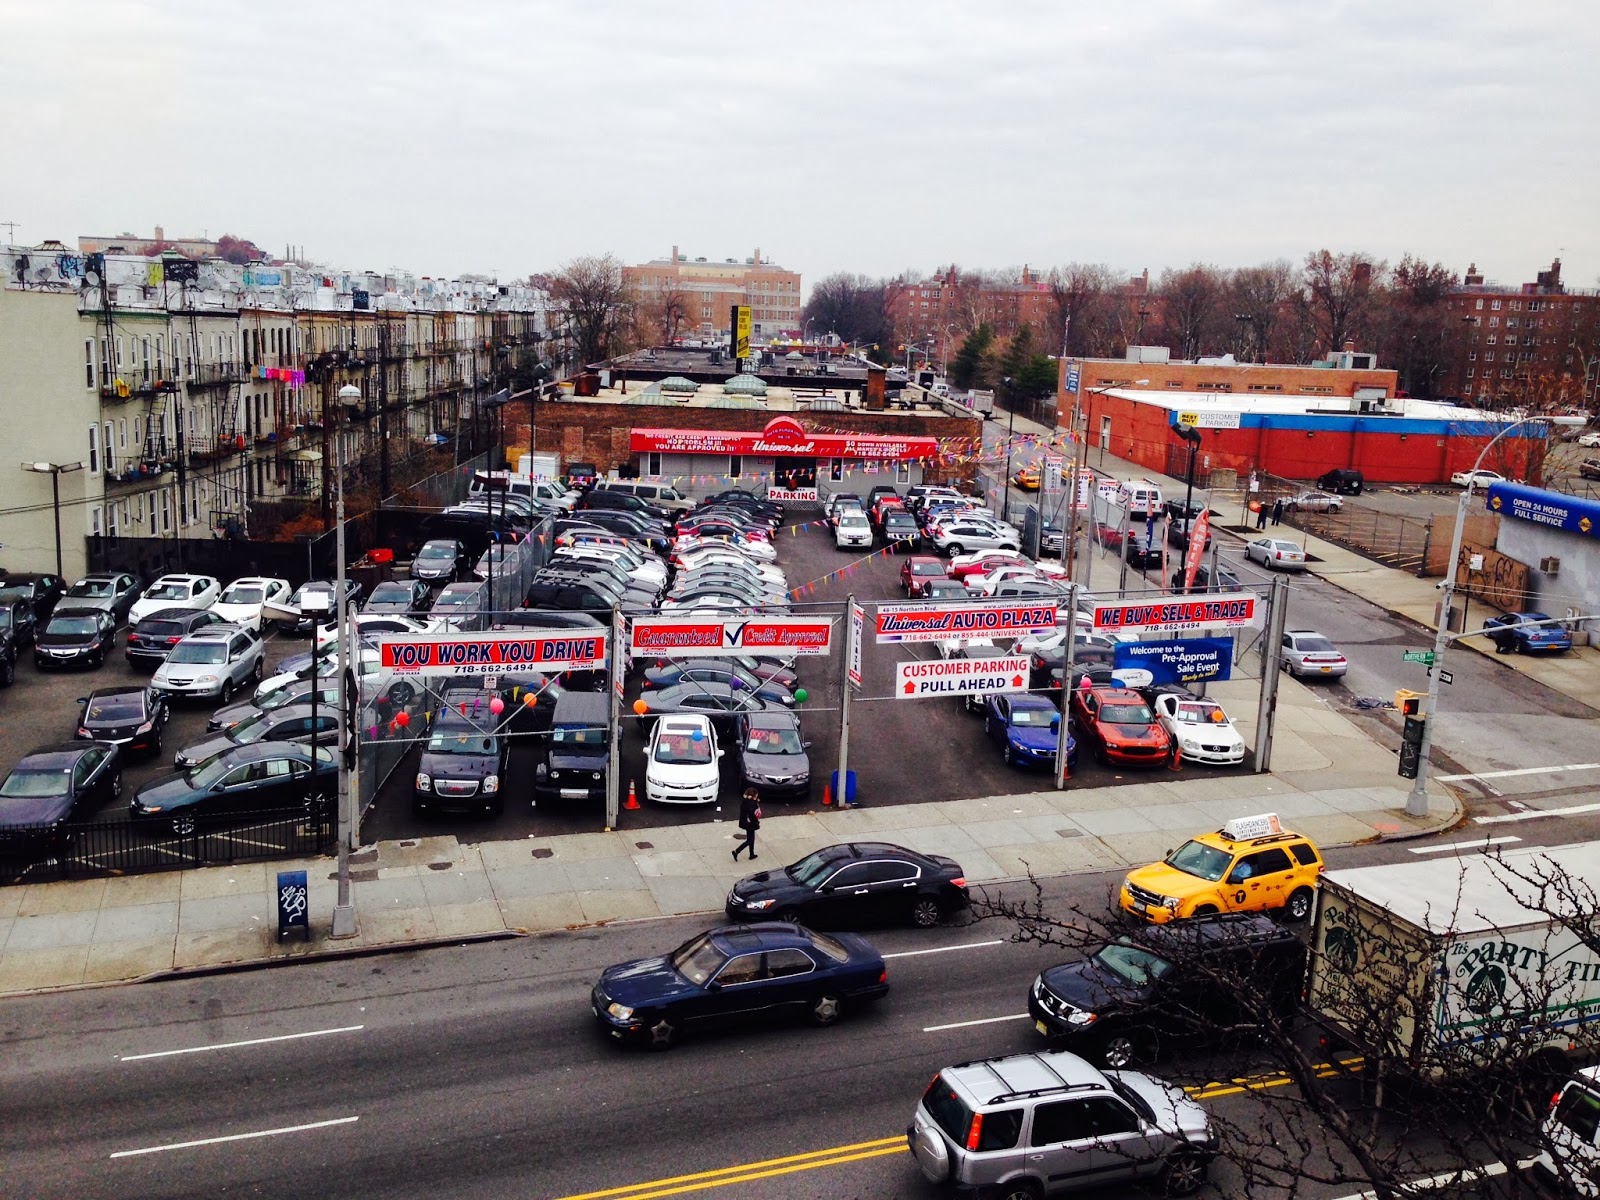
[1091,594,1258,635]
[896,655,1029,698]
[629,615,834,658]
[875,601,1058,643]
[377,632,608,675]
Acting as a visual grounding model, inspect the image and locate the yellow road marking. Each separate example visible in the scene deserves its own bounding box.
[553,1056,1367,1200]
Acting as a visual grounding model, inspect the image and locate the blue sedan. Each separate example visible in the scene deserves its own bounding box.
[1483,611,1572,655]
[984,693,1075,770]
[591,923,888,1050]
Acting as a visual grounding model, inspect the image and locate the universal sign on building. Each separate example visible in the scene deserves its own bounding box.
[875,600,1058,643]
[630,415,940,462]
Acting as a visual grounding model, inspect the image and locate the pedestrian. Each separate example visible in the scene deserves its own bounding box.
[732,787,761,861]
[1255,501,1267,529]
[1271,496,1285,526]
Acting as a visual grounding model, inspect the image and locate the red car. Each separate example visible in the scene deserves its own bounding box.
[948,549,1029,581]
[900,556,949,596]
[1069,686,1173,768]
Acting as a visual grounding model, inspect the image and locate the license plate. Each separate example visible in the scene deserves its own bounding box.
[560,788,587,799]
[1035,1020,1049,1036]
[1320,666,1332,673]
[1133,900,1148,914]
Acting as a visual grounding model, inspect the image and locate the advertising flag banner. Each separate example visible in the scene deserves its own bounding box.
[378,632,608,676]
[629,615,833,658]
[1091,593,1257,634]
[1181,509,1211,592]
[895,655,1029,698]
[875,600,1057,644]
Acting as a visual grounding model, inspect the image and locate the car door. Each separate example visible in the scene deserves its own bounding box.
[811,862,877,926]
[698,951,769,1028]
[1025,1096,1150,1188]
[760,948,819,1017]
[70,746,109,816]
[212,760,271,816]
[863,858,924,923]
[988,696,1011,745]
[1223,846,1295,912]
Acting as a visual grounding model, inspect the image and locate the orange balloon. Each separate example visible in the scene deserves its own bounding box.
[633,699,649,715]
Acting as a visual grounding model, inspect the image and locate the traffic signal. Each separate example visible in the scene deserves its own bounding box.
[1396,691,1423,716]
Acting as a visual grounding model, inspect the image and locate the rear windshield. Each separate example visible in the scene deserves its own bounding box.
[168,642,227,665]
[85,695,144,722]
[142,620,189,637]
[1293,636,1336,653]
[1554,1085,1600,1144]
[920,1078,1021,1151]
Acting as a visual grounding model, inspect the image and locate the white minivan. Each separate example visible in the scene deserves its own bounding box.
[1115,478,1164,518]
[645,715,722,804]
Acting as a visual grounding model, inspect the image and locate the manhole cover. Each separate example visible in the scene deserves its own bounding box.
[635,841,654,850]
[531,847,554,859]
[1057,828,1083,839]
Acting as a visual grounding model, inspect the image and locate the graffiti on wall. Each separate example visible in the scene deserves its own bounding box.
[1456,540,1529,612]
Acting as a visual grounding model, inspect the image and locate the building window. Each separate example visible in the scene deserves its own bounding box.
[103,422,116,473]
[115,335,124,368]
[84,339,96,388]
[1506,318,1518,328]
[1489,317,1498,328]
[89,505,102,539]
[142,336,151,370]
[728,455,742,478]
[1505,335,1517,346]
[1469,352,1477,361]
[1485,352,1495,361]
[100,337,111,377]
[1510,300,1521,311]
[646,452,662,477]
[1491,300,1502,310]
[1475,299,1484,310]
[155,335,164,375]
[118,418,127,451]
[1487,335,1497,345]
[107,502,119,543]
[830,458,843,482]
[88,425,99,473]
[160,490,171,533]
[897,460,912,484]
[1467,368,1475,378]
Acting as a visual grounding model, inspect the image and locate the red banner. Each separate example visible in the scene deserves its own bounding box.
[629,415,938,461]
[1181,509,1211,591]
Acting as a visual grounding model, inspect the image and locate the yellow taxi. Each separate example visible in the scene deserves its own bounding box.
[1119,813,1323,924]
[1012,466,1041,491]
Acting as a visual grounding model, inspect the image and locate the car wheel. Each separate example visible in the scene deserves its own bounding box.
[1285,887,1314,923]
[149,728,162,757]
[1003,742,1016,767]
[220,678,235,703]
[776,908,803,925]
[171,813,197,836]
[910,898,944,929]
[1100,1032,1141,1069]
[1095,743,1110,767]
[809,992,843,1027]
[303,792,332,819]
[945,544,963,558]
[89,649,103,669]
[645,1014,678,1051]
[110,770,123,801]
[1161,1151,1209,1197]
[997,1181,1042,1200]
[0,657,12,687]
[1192,904,1219,917]
[252,657,264,681]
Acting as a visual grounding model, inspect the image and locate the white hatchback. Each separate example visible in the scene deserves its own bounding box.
[645,715,722,804]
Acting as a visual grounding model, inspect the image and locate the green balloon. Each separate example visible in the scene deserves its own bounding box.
[794,688,808,703]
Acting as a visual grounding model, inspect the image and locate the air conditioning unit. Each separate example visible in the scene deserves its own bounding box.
[1541,556,1561,575]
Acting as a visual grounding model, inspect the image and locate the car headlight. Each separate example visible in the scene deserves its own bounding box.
[606,1001,633,1021]
[77,727,91,737]
[744,898,777,910]
[196,675,218,685]
[136,721,154,734]
[140,804,163,813]
[483,775,500,794]
[1182,740,1201,752]
[1161,896,1182,909]
[592,771,602,780]
[1065,1010,1098,1027]
[415,773,431,791]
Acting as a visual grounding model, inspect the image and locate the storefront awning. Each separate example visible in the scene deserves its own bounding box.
[630,415,939,461]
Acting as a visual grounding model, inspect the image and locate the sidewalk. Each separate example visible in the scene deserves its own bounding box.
[0,672,1458,995]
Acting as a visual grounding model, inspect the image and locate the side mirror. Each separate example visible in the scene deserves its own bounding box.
[77,697,89,706]
[705,979,722,992]
[802,740,813,749]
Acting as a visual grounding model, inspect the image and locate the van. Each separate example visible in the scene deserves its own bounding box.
[575,489,670,521]
[598,480,695,514]
[1316,468,1364,495]
[1114,479,1164,518]
[534,692,610,803]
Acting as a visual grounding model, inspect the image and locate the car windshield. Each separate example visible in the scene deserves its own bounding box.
[747,726,804,754]
[1293,636,1336,653]
[788,850,842,889]
[653,731,713,764]
[1010,707,1057,728]
[911,562,943,575]
[553,725,605,745]
[369,584,413,602]
[427,728,496,755]
[67,580,113,597]
[229,710,276,742]
[1166,839,1232,882]
[85,695,144,722]
[418,544,455,560]
[1102,703,1154,724]
[47,616,99,636]
[0,609,10,628]
[222,585,264,604]
[839,515,868,528]
[1175,702,1228,725]
[168,642,227,665]
[1095,939,1175,986]
[262,686,321,711]
[434,592,471,608]
[146,582,190,599]
[0,768,71,798]
[670,933,726,986]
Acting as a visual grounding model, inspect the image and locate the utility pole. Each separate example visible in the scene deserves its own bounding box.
[378,315,390,501]
[837,593,856,808]
[1053,583,1078,789]
[1254,575,1289,773]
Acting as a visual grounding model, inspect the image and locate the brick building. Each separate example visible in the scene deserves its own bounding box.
[1444,259,1600,409]
[885,266,1059,369]
[623,248,801,342]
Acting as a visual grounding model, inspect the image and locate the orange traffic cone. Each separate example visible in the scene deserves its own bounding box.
[624,780,640,810]
[1168,743,1183,772]
[822,782,832,807]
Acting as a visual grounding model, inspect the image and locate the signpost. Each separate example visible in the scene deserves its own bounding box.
[847,602,864,687]
[1402,650,1437,665]
[875,600,1057,644]
[629,615,834,658]
[895,655,1029,699]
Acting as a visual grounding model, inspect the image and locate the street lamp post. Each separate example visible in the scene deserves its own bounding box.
[20,461,85,578]
[331,383,362,938]
[1405,415,1582,815]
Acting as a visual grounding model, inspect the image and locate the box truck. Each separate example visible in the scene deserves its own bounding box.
[1307,842,1600,1080]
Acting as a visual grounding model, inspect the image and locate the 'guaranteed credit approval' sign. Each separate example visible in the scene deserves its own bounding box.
[896,655,1029,698]
[378,632,607,675]
[875,600,1057,644]
[629,615,834,658]
[1092,593,1258,635]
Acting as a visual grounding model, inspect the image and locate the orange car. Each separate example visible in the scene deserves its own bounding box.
[1069,686,1173,767]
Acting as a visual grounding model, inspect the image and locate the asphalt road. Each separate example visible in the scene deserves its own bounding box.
[1,831,1566,1200]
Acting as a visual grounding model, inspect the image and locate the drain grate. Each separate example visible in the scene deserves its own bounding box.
[1057,828,1084,839]
[531,847,554,859]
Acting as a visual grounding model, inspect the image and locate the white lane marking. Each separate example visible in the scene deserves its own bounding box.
[110,1116,359,1159]
[1436,763,1600,783]
[118,1025,365,1062]
[1328,1158,1536,1199]
[884,939,1003,961]
[1408,836,1522,856]
[924,1013,1030,1033]
[1476,801,1600,825]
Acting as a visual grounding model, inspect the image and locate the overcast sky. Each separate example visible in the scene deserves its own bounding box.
[4,0,1596,292]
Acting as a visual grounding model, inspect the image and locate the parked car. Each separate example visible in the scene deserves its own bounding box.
[834,511,873,549]
[825,493,864,525]
[125,608,227,668]
[1169,562,1243,594]
[129,742,336,834]
[1070,686,1173,768]
[1286,490,1343,513]
[644,714,722,805]
[948,549,1028,581]
[0,610,16,687]
[900,555,947,596]
[931,520,1020,559]
[208,676,341,734]
[127,574,221,627]
[411,538,471,584]
[76,685,169,760]
[726,841,967,928]
[0,572,66,628]
[881,511,921,551]
[0,742,123,844]
[1532,1066,1600,1194]
[1152,693,1246,766]
[413,691,508,817]
[1029,914,1304,1069]
[0,598,31,660]
[590,923,889,1049]
[56,572,141,625]
[33,609,118,670]
[907,1049,1216,1198]
[150,625,266,702]
[284,579,363,634]
[566,461,600,490]
[172,703,339,771]
[1451,468,1506,488]
[1316,467,1364,495]
[210,577,292,631]
[1275,629,1348,678]
[1580,457,1600,482]
[533,691,609,803]
[1482,610,1573,655]
[364,578,435,615]
[1578,431,1600,449]
[736,708,810,801]
[984,693,1073,771]
[1119,814,1324,924]
[643,659,794,708]
[922,580,970,601]
[1244,536,1307,571]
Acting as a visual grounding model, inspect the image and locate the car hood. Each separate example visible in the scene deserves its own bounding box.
[1125,861,1216,902]
[1006,724,1060,752]
[741,749,810,777]
[177,733,234,764]
[647,756,719,787]
[420,749,498,777]
[37,629,100,649]
[133,772,204,811]
[0,791,75,828]
[212,604,260,623]
[1040,958,1146,1015]
[597,956,698,1007]
[209,700,260,730]
[1106,1070,1212,1140]
[548,748,606,773]
[1103,722,1167,745]
[730,868,808,902]
[56,597,114,615]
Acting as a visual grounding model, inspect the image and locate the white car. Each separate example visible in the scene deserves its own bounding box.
[965,565,1047,595]
[1277,629,1348,678]
[128,574,222,626]
[1533,1066,1600,1196]
[1287,491,1343,513]
[1153,694,1246,766]
[1451,468,1506,488]
[672,534,776,563]
[674,548,786,587]
[1577,431,1600,449]
[931,520,1020,559]
[644,715,722,804]
[835,512,873,549]
[1244,537,1307,571]
[314,613,435,651]
[212,577,292,631]
[553,547,668,589]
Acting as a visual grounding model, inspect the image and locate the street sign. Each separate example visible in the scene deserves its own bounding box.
[848,602,864,687]
[1438,670,1454,685]
[378,632,607,675]
[1091,593,1258,635]
[875,600,1057,644]
[1402,650,1437,665]
[1043,456,1064,494]
[629,615,833,658]
[896,655,1028,699]
[1177,410,1242,430]
[1066,364,1081,394]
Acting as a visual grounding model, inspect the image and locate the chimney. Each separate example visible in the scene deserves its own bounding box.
[154,225,164,243]
[1342,340,1356,354]
[1021,265,1031,285]
[753,247,761,266]
[1464,262,1483,287]
[671,245,678,264]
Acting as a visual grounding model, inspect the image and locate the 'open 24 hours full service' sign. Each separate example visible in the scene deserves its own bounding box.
[377,632,608,676]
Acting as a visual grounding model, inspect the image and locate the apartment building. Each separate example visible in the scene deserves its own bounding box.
[624,247,801,341]
[1445,259,1600,407]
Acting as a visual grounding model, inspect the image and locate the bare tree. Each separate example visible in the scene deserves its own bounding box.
[1046,263,1126,358]
[1154,265,1228,360]
[1304,250,1386,354]
[536,253,636,366]
[801,272,889,347]
[1228,260,1298,363]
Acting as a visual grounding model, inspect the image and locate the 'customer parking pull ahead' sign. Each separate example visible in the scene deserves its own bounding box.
[896,655,1029,698]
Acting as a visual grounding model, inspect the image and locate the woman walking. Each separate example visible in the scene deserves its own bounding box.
[732,788,761,861]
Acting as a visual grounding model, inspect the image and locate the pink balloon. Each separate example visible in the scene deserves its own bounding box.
[489,696,505,715]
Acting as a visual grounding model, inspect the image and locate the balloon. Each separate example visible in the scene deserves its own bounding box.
[691,728,704,741]
[633,699,649,715]
[729,676,743,689]
[394,711,410,728]
[523,691,539,707]
[794,688,808,703]
[490,697,505,715]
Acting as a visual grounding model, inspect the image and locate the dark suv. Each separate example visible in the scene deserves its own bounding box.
[125,608,227,668]
[533,692,609,803]
[413,689,507,817]
[1029,913,1304,1069]
[1316,467,1364,495]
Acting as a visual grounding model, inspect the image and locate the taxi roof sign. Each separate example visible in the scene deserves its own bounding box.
[1221,813,1282,842]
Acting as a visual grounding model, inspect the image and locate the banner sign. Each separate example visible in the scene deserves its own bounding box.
[848,602,864,687]
[631,425,938,461]
[629,615,834,658]
[896,654,1029,698]
[875,600,1058,644]
[1181,509,1211,592]
[1043,456,1064,494]
[732,304,752,361]
[377,632,607,675]
[1177,410,1242,430]
[1091,593,1258,634]
[1486,481,1600,542]
[1066,363,1081,394]
[767,486,819,503]
[1113,638,1234,685]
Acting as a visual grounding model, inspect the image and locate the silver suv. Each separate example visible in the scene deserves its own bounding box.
[907,1050,1217,1198]
[151,625,266,702]
[930,519,1020,559]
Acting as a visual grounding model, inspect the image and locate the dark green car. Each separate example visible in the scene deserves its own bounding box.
[129,742,336,835]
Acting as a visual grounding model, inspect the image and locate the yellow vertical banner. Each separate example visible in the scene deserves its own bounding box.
[732,304,751,361]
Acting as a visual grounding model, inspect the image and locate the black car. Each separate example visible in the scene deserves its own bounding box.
[1316,467,1364,496]
[1028,641,1117,689]
[1119,536,1166,569]
[533,691,609,803]
[411,538,472,584]
[126,608,227,667]
[1028,913,1305,1069]
[0,595,39,649]
[1170,563,1243,594]
[286,580,364,634]
[567,461,600,490]
[364,579,435,614]
[590,923,888,1049]
[0,742,123,843]
[34,610,118,670]
[0,572,66,628]
[76,686,169,759]
[208,677,342,733]
[173,703,339,770]
[130,742,337,834]
[922,579,970,601]
[736,709,811,801]
[725,841,969,929]
[413,691,508,817]
[881,511,922,552]
[0,609,16,687]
